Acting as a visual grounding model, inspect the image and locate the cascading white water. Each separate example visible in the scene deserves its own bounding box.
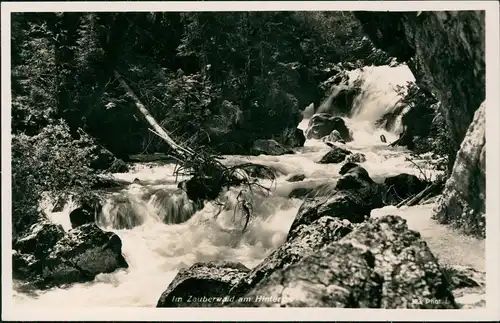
[13,64,483,308]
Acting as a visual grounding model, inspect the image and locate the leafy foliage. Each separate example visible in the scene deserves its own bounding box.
[11,121,98,235]
[10,11,392,235]
[12,11,389,157]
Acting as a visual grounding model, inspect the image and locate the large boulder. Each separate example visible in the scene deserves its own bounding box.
[290,165,384,232]
[157,261,250,307]
[13,220,65,259]
[231,215,457,308]
[318,145,352,164]
[345,152,367,163]
[69,196,103,229]
[13,222,128,288]
[228,217,353,300]
[305,114,352,141]
[354,11,485,171]
[433,103,485,237]
[39,223,129,287]
[251,139,294,156]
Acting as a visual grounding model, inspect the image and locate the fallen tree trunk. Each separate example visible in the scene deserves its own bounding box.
[396,178,445,208]
[113,70,278,233]
[114,70,195,160]
[128,153,177,163]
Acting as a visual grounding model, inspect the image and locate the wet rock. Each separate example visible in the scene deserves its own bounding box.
[433,103,485,238]
[384,173,430,205]
[281,128,306,148]
[251,139,294,156]
[288,187,313,199]
[108,158,129,173]
[290,192,369,231]
[90,147,116,171]
[318,145,352,164]
[229,217,353,301]
[39,223,128,287]
[286,174,306,182]
[305,114,352,141]
[183,175,225,204]
[13,220,65,259]
[232,215,457,308]
[290,166,383,234]
[13,222,128,288]
[323,130,346,145]
[339,162,366,176]
[345,152,367,163]
[69,199,102,229]
[157,261,250,307]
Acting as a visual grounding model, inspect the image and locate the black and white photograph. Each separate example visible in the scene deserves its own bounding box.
[2,1,499,321]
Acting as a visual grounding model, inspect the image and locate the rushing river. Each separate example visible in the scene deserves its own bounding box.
[12,65,485,308]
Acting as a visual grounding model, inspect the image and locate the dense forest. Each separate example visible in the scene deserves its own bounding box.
[11,11,392,235]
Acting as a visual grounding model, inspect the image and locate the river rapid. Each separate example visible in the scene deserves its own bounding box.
[13,65,485,308]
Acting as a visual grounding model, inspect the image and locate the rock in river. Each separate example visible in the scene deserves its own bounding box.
[318,145,352,164]
[157,261,250,307]
[251,139,295,156]
[13,222,129,288]
[232,215,457,308]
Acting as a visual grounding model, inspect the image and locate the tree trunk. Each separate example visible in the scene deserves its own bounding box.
[114,70,195,159]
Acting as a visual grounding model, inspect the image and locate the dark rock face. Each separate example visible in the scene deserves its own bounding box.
[288,187,313,199]
[90,147,116,171]
[251,139,294,156]
[345,152,367,163]
[433,103,485,238]
[13,220,65,259]
[232,215,457,308]
[157,261,250,307]
[384,173,430,205]
[40,223,129,286]
[13,222,128,288]
[281,128,306,148]
[290,191,369,232]
[229,217,353,300]
[69,198,102,229]
[286,174,306,182]
[318,145,352,164]
[290,165,384,231]
[355,11,485,170]
[108,158,129,173]
[305,114,352,141]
